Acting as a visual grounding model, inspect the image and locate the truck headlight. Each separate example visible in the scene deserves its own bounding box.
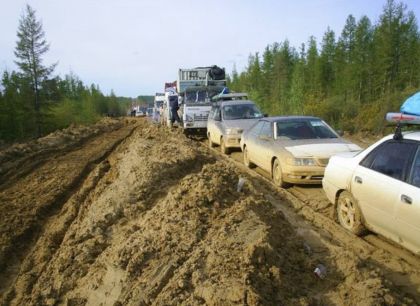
[287,157,316,166]
[225,128,243,135]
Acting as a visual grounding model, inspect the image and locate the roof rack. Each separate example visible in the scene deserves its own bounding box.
[211,92,249,102]
[385,112,420,140]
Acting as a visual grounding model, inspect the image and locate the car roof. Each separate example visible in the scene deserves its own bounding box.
[259,116,321,122]
[218,100,256,106]
[393,131,420,141]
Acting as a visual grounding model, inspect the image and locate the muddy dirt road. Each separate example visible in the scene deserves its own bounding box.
[0,118,419,305]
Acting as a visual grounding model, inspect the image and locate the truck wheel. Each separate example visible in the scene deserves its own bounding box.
[208,134,215,148]
[220,138,230,155]
[243,146,254,168]
[272,159,290,188]
[337,191,365,235]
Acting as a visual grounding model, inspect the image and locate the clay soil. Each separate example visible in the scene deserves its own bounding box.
[0,118,419,305]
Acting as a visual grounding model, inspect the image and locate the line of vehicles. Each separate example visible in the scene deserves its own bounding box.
[153,66,227,132]
[151,65,420,255]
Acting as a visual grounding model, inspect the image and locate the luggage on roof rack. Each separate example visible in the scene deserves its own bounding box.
[385,112,420,124]
[401,92,420,116]
[385,92,420,140]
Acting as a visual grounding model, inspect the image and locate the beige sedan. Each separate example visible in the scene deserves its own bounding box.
[240,116,361,187]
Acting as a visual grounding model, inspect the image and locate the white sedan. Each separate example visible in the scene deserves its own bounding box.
[323,132,420,254]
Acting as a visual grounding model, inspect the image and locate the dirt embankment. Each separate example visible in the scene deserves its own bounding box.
[0,118,418,305]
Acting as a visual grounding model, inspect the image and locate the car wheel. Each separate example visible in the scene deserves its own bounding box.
[208,134,215,148]
[220,137,230,154]
[337,191,365,235]
[272,158,290,188]
[243,146,254,168]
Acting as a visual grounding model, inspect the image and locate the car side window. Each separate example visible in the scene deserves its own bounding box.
[213,106,221,121]
[249,121,264,137]
[408,147,420,187]
[360,141,417,181]
[209,107,215,119]
[259,121,272,138]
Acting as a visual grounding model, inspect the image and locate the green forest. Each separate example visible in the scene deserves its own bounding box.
[2,1,419,143]
[228,0,420,133]
[0,5,131,143]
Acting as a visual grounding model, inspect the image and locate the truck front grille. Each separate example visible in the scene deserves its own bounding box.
[193,114,209,121]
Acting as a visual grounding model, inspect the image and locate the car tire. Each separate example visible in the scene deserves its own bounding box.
[243,146,254,168]
[272,158,290,188]
[208,134,215,148]
[220,137,230,155]
[337,191,365,235]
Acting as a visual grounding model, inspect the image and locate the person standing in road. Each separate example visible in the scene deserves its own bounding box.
[169,95,181,125]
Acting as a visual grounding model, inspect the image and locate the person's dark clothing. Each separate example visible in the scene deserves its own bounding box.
[169,96,181,123]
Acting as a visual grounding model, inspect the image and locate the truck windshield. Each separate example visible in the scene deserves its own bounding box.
[185,90,207,103]
[222,104,263,120]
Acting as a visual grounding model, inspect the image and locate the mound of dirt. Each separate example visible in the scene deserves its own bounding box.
[1,120,416,305]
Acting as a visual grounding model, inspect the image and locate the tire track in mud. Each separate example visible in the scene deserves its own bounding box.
[0,119,126,191]
[207,145,420,303]
[0,121,137,302]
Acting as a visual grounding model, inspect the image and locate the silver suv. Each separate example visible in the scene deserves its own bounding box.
[207,97,263,154]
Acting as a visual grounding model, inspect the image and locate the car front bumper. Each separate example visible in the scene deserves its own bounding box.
[322,176,339,204]
[282,165,325,184]
[224,134,242,148]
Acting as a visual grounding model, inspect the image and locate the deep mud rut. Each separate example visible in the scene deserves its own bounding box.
[0,118,419,305]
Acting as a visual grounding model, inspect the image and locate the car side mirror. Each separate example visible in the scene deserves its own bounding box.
[214,114,221,121]
[263,114,268,117]
[336,129,344,136]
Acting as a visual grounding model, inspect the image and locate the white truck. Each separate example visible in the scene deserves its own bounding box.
[162,90,179,127]
[177,66,226,134]
[153,93,165,122]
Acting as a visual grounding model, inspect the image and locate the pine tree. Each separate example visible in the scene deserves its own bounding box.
[14,4,56,137]
[319,28,336,97]
[354,16,374,104]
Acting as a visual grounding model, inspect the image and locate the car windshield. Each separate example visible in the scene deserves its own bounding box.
[222,104,263,120]
[276,119,338,140]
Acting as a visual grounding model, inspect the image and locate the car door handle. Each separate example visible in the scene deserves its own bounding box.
[401,194,412,205]
[354,176,363,184]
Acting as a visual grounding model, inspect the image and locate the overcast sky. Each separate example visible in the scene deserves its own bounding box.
[1,0,420,97]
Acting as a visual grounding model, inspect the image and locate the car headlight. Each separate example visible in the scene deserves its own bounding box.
[185,114,193,122]
[287,157,316,166]
[225,128,243,135]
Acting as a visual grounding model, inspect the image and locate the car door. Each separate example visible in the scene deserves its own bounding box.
[351,141,418,241]
[214,106,225,145]
[253,121,274,172]
[245,121,265,164]
[210,105,222,144]
[395,144,420,253]
[207,107,215,139]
